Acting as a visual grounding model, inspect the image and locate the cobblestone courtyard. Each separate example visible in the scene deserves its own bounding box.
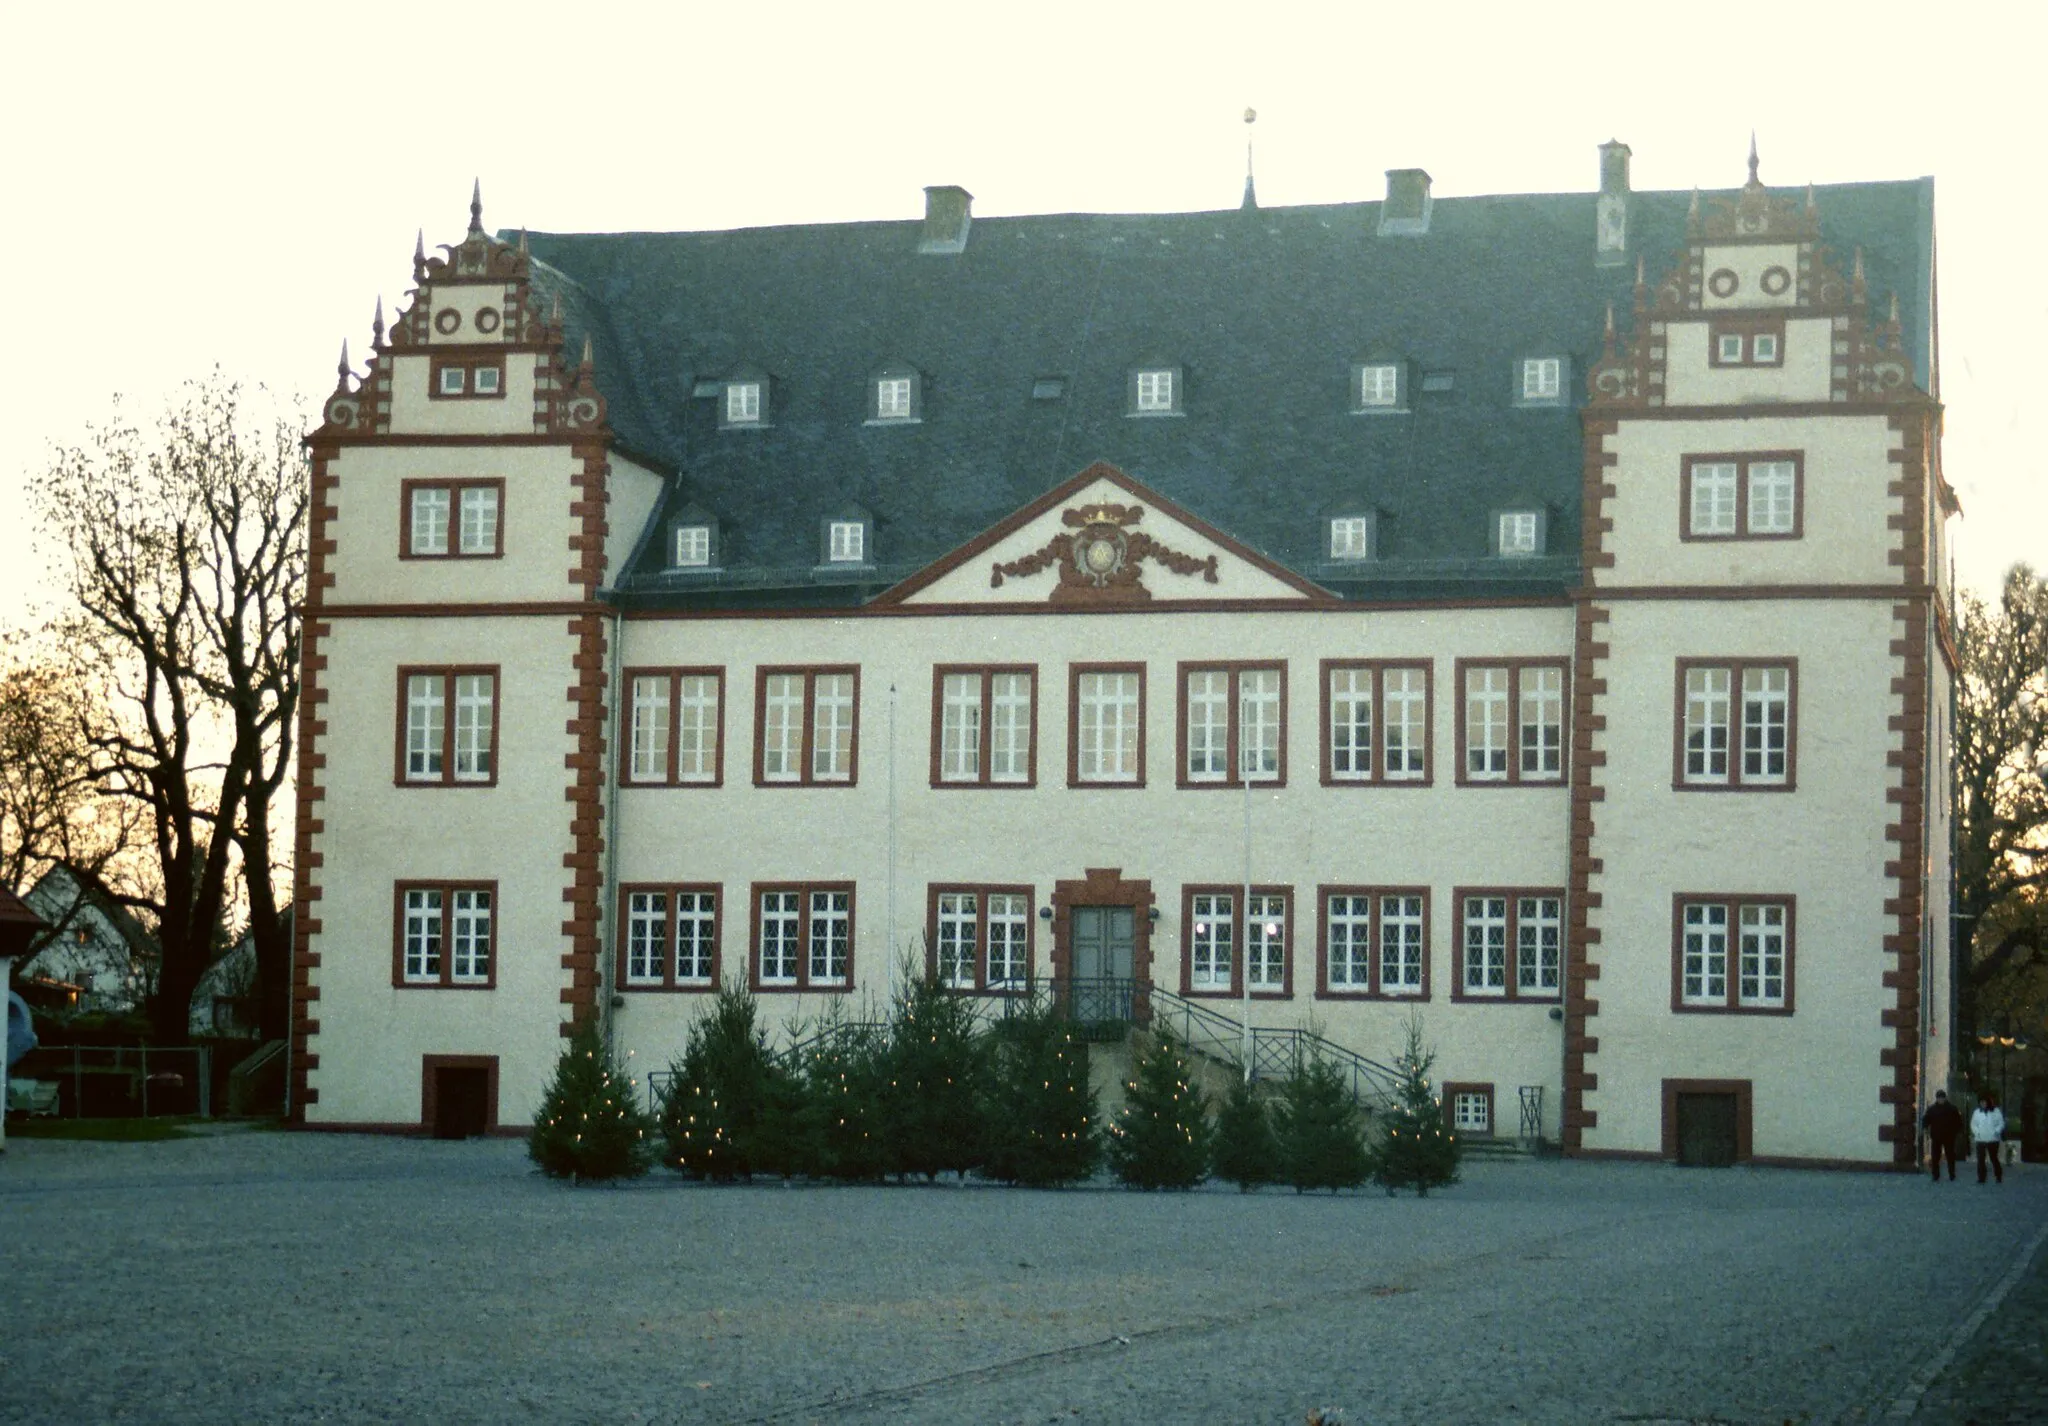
[1,1131,2041,1425]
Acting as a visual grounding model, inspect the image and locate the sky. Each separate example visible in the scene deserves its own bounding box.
[1,0,2041,627]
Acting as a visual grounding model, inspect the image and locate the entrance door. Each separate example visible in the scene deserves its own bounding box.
[1674,1091,1739,1167]
[432,1066,491,1140]
[1069,906,1135,1025]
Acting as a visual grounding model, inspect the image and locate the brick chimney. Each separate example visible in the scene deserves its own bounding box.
[918,185,973,255]
[1596,140,1631,267]
[1378,169,1433,237]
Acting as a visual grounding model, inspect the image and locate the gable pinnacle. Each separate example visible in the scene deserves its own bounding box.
[336,339,351,383]
[371,296,385,349]
[413,229,426,280]
[1747,132,1760,186]
[1805,182,1817,213]
[518,228,529,256]
[580,334,593,371]
[469,179,483,235]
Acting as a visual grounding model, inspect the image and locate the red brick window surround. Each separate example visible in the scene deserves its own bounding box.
[1672,894,1794,1014]
[401,479,504,559]
[1454,889,1563,1002]
[1442,1082,1494,1137]
[395,667,499,787]
[1674,659,1797,791]
[1177,662,1287,788]
[1707,315,1786,370]
[392,881,497,989]
[927,885,1035,992]
[429,355,507,400]
[623,668,724,786]
[1681,452,1803,541]
[1068,664,1146,787]
[1321,660,1431,786]
[750,882,854,993]
[931,667,1037,788]
[1317,887,1430,1000]
[1456,660,1567,786]
[618,884,720,991]
[755,667,859,787]
[1179,885,1293,999]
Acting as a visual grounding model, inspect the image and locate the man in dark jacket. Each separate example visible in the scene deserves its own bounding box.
[1923,1090,1963,1181]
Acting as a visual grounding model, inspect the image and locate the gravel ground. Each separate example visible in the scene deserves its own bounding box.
[0,1131,2041,1426]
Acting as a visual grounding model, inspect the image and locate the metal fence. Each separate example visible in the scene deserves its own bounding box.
[8,1045,214,1119]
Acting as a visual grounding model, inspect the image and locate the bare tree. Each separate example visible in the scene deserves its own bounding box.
[1954,564,2048,1055]
[31,375,305,1045]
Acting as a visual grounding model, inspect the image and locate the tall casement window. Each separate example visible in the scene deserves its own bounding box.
[623,669,724,787]
[619,885,719,990]
[1457,661,1566,786]
[1180,886,1293,998]
[755,667,859,786]
[429,357,506,400]
[397,668,498,787]
[402,480,503,559]
[1322,660,1431,786]
[751,883,854,992]
[1675,659,1796,790]
[1682,453,1803,540]
[1454,890,1563,1002]
[1674,895,1793,1014]
[1069,664,1146,786]
[931,667,1036,788]
[394,882,495,988]
[927,886,1034,992]
[1178,663,1286,788]
[1318,887,1429,999]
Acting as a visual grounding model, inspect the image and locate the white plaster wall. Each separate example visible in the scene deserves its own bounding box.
[1604,413,1900,587]
[1662,318,1833,406]
[607,603,1576,1125]
[1581,597,1899,1161]
[605,454,666,590]
[387,351,542,437]
[419,285,513,345]
[326,443,585,605]
[304,615,579,1125]
[902,476,1318,605]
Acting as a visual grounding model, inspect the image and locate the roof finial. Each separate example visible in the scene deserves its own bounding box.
[1805,181,1817,213]
[1240,107,1258,212]
[468,178,483,235]
[1747,132,1760,186]
[1688,188,1700,221]
[414,228,427,280]
[371,297,385,350]
[336,339,351,383]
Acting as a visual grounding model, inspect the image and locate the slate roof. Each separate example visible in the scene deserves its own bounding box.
[513,177,1934,610]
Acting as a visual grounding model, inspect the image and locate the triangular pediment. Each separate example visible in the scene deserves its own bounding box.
[875,463,1336,609]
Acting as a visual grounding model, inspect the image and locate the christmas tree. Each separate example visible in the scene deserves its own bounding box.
[983,999,1100,1187]
[1274,1052,1370,1193]
[1212,1074,1279,1191]
[799,1010,892,1181]
[658,981,783,1181]
[880,965,991,1181]
[529,1017,656,1183]
[1107,1030,1212,1190]
[1371,1016,1461,1197]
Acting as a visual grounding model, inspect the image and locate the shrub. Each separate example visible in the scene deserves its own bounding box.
[530,1018,656,1183]
[1371,1016,1461,1197]
[1274,1052,1370,1193]
[983,1001,1100,1187]
[1212,1075,1279,1191]
[1107,1030,1211,1190]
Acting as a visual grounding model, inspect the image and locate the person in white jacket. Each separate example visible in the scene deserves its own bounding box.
[1971,1095,2007,1184]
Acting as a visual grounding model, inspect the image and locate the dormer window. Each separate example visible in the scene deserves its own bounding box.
[725,381,763,425]
[674,525,712,568]
[1130,365,1182,416]
[1328,515,1375,562]
[1519,357,1563,404]
[1354,362,1405,412]
[1495,510,1546,557]
[868,366,921,424]
[828,521,866,564]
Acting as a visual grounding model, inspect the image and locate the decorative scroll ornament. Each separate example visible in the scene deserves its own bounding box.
[990,500,1219,604]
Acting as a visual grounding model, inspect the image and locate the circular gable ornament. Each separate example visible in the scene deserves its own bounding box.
[434,308,462,335]
[1707,268,1740,298]
[475,307,501,334]
[1760,265,1792,296]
